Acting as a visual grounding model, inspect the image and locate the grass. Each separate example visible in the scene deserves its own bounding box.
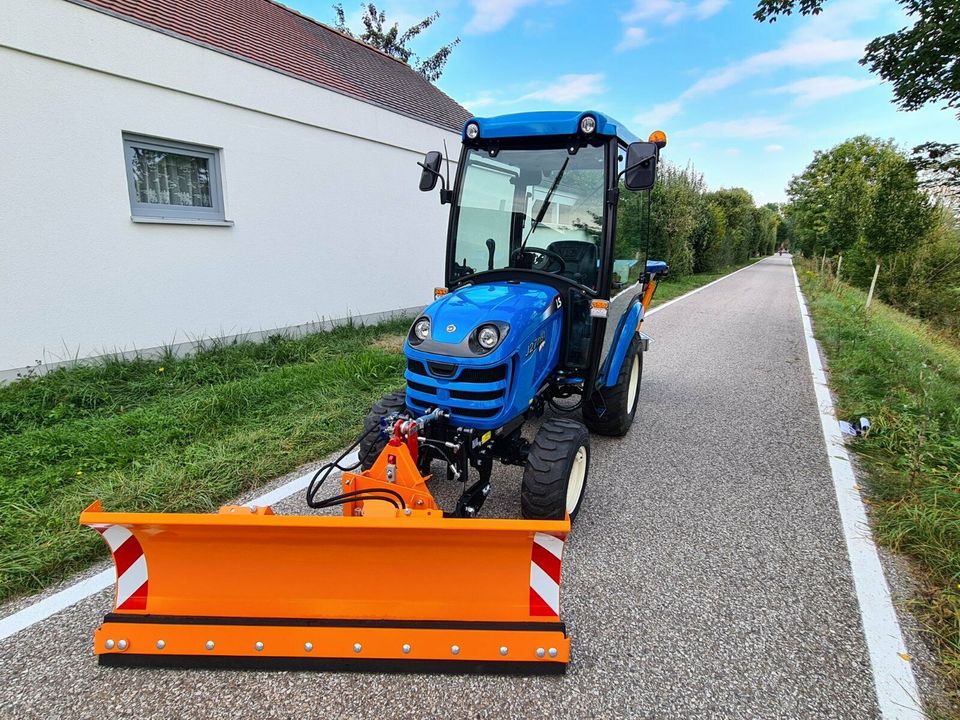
[649,256,765,308]
[798,266,960,704]
[0,259,761,605]
[0,320,411,603]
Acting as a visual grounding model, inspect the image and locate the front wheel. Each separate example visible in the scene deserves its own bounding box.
[583,335,642,437]
[358,390,408,470]
[521,418,590,521]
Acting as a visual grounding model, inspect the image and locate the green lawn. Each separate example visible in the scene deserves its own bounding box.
[0,321,411,602]
[799,267,960,702]
[0,259,760,604]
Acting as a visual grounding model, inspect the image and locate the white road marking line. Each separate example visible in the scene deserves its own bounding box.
[0,258,764,640]
[0,451,359,641]
[791,265,922,719]
[646,259,764,317]
[0,569,114,641]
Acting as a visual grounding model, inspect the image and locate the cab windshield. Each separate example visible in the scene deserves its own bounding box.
[450,143,607,290]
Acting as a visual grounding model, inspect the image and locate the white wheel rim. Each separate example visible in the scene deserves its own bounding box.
[626,354,640,415]
[566,445,588,514]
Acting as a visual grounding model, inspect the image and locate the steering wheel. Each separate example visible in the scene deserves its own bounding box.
[511,247,567,273]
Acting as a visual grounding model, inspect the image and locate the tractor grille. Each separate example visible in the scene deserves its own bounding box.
[405,357,509,423]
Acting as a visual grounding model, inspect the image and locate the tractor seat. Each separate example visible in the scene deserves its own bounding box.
[548,240,598,287]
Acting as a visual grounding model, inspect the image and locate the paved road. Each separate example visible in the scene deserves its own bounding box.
[0,257,891,718]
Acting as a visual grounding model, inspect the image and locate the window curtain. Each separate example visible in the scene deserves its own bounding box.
[132,149,212,207]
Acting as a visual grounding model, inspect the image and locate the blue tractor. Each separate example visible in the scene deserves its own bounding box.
[359,111,668,522]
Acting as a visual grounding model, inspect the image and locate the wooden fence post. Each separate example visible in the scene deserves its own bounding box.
[865,261,880,308]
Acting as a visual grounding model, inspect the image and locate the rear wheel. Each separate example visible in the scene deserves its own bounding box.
[583,335,642,437]
[358,390,407,470]
[521,418,590,520]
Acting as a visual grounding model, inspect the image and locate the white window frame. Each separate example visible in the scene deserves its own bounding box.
[122,133,230,225]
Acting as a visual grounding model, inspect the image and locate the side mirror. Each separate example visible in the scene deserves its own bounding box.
[623,141,658,192]
[419,151,443,192]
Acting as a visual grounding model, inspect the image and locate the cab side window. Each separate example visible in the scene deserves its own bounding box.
[612,148,645,297]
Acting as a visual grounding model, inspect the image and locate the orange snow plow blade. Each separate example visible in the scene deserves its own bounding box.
[80,487,570,672]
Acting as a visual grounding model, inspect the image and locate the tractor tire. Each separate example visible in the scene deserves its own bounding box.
[521,418,590,521]
[358,390,408,470]
[583,335,642,437]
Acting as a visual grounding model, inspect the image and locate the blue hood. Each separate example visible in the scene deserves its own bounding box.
[427,281,558,348]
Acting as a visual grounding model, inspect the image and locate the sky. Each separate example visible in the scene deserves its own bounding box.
[288,0,957,204]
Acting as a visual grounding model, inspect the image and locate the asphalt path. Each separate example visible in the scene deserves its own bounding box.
[0,256,913,718]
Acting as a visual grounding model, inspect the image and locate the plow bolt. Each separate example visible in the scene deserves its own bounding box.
[156,640,165,650]
[105,639,115,650]
[499,646,509,656]
[451,645,460,655]
[304,642,313,652]
[402,644,411,654]
[205,641,215,651]
[548,648,558,658]
[353,643,362,653]
[536,648,546,658]
[255,642,264,652]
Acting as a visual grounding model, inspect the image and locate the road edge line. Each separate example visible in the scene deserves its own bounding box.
[791,265,922,719]
[646,258,764,317]
[0,257,768,640]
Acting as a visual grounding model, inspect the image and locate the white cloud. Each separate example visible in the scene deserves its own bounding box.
[623,0,687,24]
[462,74,606,109]
[518,73,605,103]
[622,0,727,25]
[633,0,875,129]
[633,100,684,128]
[765,144,784,152]
[683,37,865,97]
[768,75,878,106]
[723,147,741,157]
[461,93,499,111]
[695,0,728,19]
[676,117,795,139]
[465,0,541,34]
[616,27,650,52]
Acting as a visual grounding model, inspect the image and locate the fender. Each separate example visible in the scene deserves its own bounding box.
[599,299,643,387]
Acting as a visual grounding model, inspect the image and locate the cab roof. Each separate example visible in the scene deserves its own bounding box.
[463,111,639,145]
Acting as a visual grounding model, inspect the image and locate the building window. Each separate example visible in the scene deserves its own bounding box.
[123,134,228,224]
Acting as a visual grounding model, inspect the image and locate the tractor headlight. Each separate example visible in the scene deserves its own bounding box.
[469,323,508,354]
[465,122,480,140]
[409,317,431,345]
[477,325,500,349]
[580,115,597,134]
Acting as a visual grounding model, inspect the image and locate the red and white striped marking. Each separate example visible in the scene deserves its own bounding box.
[88,525,148,611]
[529,532,565,617]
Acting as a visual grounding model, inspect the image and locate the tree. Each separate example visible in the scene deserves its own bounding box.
[786,136,893,258]
[755,1,960,117]
[912,141,960,216]
[786,136,934,305]
[332,3,460,82]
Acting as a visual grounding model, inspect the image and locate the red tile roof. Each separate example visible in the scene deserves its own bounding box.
[69,0,472,131]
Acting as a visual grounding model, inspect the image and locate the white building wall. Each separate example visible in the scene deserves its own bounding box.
[0,0,461,377]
